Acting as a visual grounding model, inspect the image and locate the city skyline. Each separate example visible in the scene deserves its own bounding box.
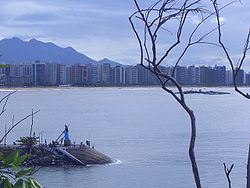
[1,61,249,87]
[0,1,249,69]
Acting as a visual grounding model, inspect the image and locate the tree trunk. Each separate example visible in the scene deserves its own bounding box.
[188,109,201,188]
[247,143,250,188]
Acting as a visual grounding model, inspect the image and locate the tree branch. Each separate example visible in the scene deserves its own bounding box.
[0,110,40,144]
[0,91,17,117]
[223,163,234,188]
[213,0,250,99]
[29,109,34,138]
[129,1,218,187]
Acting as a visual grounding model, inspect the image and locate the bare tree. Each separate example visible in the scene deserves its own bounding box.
[213,0,250,99]
[129,1,219,187]
[213,1,250,187]
[0,91,40,143]
[0,91,41,187]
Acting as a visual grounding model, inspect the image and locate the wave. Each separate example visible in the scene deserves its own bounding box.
[107,159,122,166]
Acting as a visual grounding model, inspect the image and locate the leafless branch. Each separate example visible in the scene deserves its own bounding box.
[29,109,34,138]
[213,0,250,99]
[0,90,17,117]
[0,110,40,144]
[223,163,234,188]
[0,90,16,104]
[129,1,222,187]
[213,2,250,186]
[27,166,43,176]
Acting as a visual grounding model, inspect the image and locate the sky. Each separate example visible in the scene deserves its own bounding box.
[0,0,249,68]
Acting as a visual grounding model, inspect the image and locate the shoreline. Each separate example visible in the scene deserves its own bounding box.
[0,85,249,91]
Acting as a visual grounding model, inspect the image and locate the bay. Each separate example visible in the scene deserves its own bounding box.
[0,87,249,188]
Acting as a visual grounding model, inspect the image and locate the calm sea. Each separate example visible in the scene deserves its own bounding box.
[0,87,249,188]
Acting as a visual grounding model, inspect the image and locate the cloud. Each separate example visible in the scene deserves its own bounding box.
[210,17,227,24]
[15,12,59,23]
[0,0,248,67]
[190,15,201,25]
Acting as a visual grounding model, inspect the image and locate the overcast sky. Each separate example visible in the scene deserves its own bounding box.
[0,0,249,68]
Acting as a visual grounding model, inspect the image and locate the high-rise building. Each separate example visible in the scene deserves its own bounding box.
[90,64,101,84]
[235,69,244,86]
[175,66,187,85]
[113,66,125,85]
[186,65,197,85]
[125,66,132,85]
[215,65,226,86]
[45,62,58,86]
[19,63,33,86]
[245,72,250,86]
[0,63,33,86]
[70,64,83,85]
[125,66,138,85]
[59,64,67,85]
[81,65,89,84]
[33,61,46,86]
[101,63,111,84]
[5,64,15,86]
[195,67,200,85]
[137,64,149,85]
[199,66,217,86]
[0,65,7,85]
[225,70,233,85]
[66,66,71,84]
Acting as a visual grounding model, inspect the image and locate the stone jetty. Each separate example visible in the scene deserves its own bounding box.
[0,144,113,166]
[176,89,230,95]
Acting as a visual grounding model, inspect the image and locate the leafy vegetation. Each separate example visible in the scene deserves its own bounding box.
[0,64,7,68]
[0,150,42,188]
[16,137,38,149]
[0,90,42,187]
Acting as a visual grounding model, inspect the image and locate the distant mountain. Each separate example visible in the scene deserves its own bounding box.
[0,37,96,64]
[97,58,121,67]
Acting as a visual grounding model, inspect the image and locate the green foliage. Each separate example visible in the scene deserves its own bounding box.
[0,150,42,188]
[0,64,7,68]
[16,137,38,148]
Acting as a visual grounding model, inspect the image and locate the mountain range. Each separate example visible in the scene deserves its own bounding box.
[0,37,121,67]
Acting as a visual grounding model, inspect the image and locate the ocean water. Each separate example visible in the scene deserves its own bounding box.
[0,87,249,188]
